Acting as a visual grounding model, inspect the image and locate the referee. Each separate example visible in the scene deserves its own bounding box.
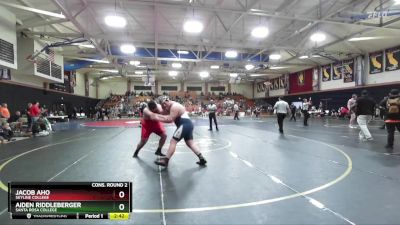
[208,100,219,131]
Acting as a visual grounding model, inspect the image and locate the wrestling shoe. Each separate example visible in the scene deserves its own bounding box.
[155,149,166,157]
[196,158,207,166]
[155,158,169,167]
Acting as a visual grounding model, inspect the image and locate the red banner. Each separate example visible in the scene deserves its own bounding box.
[289,69,313,94]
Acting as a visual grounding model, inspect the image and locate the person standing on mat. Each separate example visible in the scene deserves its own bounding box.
[347,94,357,128]
[289,104,296,122]
[301,98,311,126]
[233,102,240,120]
[274,97,290,133]
[133,100,166,157]
[384,89,400,152]
[207,100,218,131]
[148,96,207,167]
[355,90,376,141]
[379,95,389,130]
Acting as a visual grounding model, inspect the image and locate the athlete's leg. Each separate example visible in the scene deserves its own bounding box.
[155,132,167,156]
[133,138,148,157]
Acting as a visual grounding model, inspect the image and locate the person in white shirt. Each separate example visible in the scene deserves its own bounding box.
[233,103,239,120]
[207,100,219,131]
[274,97,290,133]
[347,94,357,128]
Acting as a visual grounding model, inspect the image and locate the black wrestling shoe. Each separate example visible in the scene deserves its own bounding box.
[133,151,139,158]
[385,145,394,153]
[196,158,207,166]
[155,150,166,157]
[155,158,169,167]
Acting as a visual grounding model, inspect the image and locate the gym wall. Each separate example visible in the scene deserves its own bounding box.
[0,81,99,115]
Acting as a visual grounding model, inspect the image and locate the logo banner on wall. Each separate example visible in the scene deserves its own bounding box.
[274,78,279,89]
[343,59,354,83]
[312,68,319,91]
[269,79,274,90]
[297,72,305,86]
[322,65,331,82]
[279,76,285,89]
[385,46,400,71]
[269,80,274,91]
[256,82,265,92]
[369,51,383,74]
[332,62,343,80]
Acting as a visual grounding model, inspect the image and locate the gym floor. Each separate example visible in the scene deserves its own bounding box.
[0,117,399,225]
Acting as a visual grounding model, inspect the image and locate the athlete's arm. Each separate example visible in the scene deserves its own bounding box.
[147,111,173,123]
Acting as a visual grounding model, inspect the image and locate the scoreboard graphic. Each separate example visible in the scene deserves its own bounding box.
[8,182,132,220]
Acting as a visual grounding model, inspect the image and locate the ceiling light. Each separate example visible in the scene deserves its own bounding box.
[230,73,238,78]
[172,62,182,68]
[269,54,281,60]
[66,57,109,63]
[129,60,140,66]
[270,66,287,70]
[71,43,95,48]
[225,50,238,58]
[245,64,255,70]
[135,71,144,75]
[199,71,209,78]
[299,55,309,59]
[177,50,189,54]
[395,0,400,5]
[251,26,269,38]
[104,15,127,28]
[120,44,136,54]
[250,74,266,77]
[210,65,220,69]
[183,20,204,33]
[100,69,118,73]
[348,37,380,41]
[310,32,326,42]
[126,74,145,77]
[169,71,178,76]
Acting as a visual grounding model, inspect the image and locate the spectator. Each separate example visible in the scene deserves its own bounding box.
[233,102,239,120]
[30,101,41,135]
[289,104,296,121]
[302,98,311,126]
[347,94,357,128]
[274,97,290,133]
[384,89,400,152]
[8,111,22,132]
[26,103,32,131]
[0,121,14,143]
[0,103,10,120]
[355,90,375,141]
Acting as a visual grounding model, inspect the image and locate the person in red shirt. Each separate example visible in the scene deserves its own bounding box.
[29,101,41,134]
[29,102,41,117]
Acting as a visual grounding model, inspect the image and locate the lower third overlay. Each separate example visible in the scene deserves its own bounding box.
[8,182,132,220]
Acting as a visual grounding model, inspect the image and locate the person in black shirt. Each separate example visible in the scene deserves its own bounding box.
[207,100,218,131]
[355,90,376,141]
[379,96,388,129]
[289,104,296,122]
[8,111,22,132]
